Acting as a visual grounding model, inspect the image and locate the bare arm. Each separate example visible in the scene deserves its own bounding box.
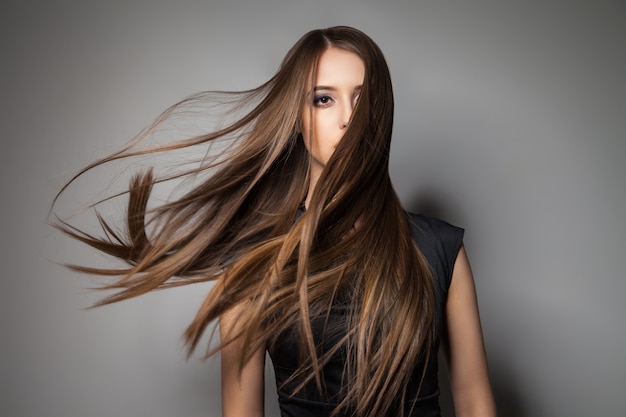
[444,245,497,417]
[220,305,266,417]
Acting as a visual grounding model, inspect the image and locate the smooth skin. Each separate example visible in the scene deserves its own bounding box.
[220,47,496,417]
[445,246,497,417]
[220,303,266,417]
[301,47,364,208]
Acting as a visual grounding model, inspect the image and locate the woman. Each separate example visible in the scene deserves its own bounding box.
[54,26,496,417]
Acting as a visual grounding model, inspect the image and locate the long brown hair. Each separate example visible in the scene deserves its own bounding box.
[53,26,435,417]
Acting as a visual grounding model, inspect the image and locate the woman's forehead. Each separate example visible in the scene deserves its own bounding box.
[313,48,365,88]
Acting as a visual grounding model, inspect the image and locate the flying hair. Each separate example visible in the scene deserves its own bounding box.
[52,26,436,417]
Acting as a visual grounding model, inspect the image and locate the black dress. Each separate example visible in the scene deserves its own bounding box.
[267,212,464,417]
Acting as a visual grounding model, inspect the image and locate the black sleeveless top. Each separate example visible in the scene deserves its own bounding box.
[267,212,464,417]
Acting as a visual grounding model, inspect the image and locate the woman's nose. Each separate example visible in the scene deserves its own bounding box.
[340,102,353,129]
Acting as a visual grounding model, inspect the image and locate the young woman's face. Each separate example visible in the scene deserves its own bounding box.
[301,47,365,175]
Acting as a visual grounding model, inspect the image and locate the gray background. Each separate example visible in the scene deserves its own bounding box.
[2,1,625,416]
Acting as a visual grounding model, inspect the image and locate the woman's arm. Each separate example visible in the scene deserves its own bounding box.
[220,305,266,417]
[444,245,497,417]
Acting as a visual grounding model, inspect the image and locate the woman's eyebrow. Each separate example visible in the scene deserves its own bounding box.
[313,85,363,92]
[313,85,337,92]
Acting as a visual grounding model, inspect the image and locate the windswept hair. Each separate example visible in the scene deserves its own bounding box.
[53,26,435,417]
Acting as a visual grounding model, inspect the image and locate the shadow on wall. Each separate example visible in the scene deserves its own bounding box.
[489,357,529,417]
[438,356,528,417]
[409,195,528,417]
[407,195,459,225]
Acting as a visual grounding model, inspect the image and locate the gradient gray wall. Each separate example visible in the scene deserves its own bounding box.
[2,1,624,416]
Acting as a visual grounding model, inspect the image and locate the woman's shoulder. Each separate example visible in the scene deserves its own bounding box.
[406,212,464,244]
[405,211,465,288]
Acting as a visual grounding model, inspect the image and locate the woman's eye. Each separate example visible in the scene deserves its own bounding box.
[313,95,333,107]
